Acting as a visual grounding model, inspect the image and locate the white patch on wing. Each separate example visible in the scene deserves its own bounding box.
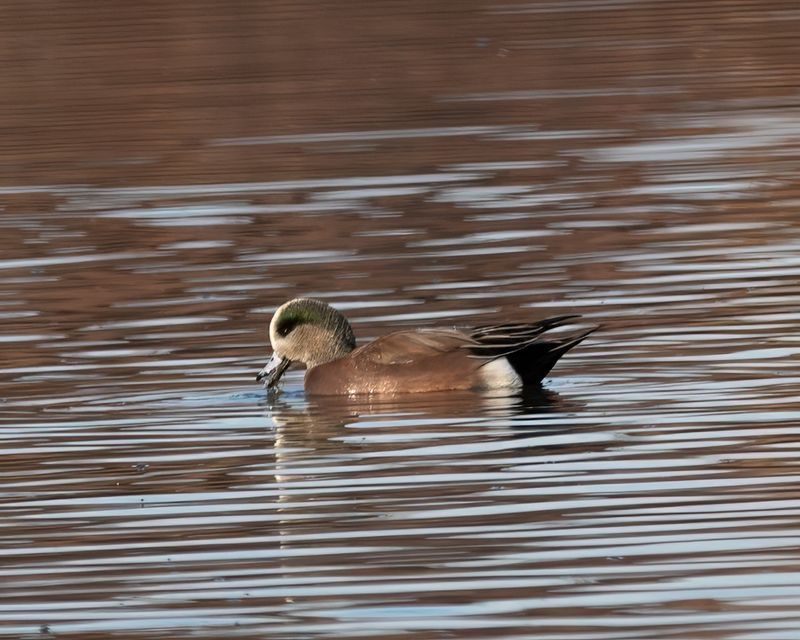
[478,358,522,389]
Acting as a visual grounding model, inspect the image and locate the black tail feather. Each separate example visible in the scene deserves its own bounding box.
[507,326,597,385]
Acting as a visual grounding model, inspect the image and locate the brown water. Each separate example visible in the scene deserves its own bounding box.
[3,1,800,638]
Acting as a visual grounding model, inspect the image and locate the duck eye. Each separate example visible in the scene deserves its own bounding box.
[277,318,298,337]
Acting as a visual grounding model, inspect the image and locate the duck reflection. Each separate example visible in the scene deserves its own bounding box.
[260,387,603,614]
[265,386,577,445]
[263,385,590,490]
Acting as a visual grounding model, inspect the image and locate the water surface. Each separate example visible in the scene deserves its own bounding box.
[3,1,800,638]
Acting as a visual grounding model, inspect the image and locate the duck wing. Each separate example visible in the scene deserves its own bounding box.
[355,329,473,365]
[354,316,596,385]
[467,315,582,359]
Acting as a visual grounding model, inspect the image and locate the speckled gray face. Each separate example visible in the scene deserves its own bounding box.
[257,298,357,390]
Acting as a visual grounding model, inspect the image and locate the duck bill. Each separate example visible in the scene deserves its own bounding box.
[256,354,291,388]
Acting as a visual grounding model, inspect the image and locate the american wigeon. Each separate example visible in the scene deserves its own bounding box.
[256,297,596,395]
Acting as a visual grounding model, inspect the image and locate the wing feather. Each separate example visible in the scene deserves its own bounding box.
[355,329,474,365]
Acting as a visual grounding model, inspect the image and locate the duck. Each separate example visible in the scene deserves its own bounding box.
[256,297,596,395]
